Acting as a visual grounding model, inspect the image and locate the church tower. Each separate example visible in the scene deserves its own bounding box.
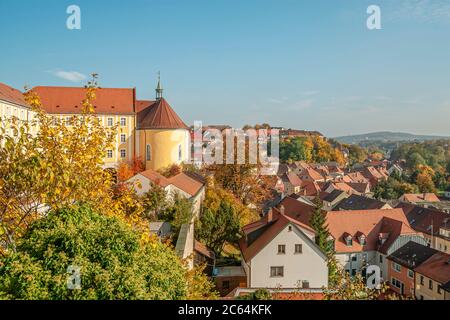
[135,74,190,171]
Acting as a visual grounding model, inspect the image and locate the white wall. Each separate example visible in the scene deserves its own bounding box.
[249,224,328,289]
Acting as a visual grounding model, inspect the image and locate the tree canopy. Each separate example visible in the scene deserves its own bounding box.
[0,205,188,300]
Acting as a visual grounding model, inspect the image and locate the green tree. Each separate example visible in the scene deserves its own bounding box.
[0,205,188,300]
[196,200,241,255]
[309,197,333,256]
[141,182,168,220]
[160,193,194,232]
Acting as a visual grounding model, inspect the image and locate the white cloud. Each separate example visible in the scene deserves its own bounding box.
[49,70,87,82]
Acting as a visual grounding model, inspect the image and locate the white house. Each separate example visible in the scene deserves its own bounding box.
[127,169,206,217]
[239,207,329,290]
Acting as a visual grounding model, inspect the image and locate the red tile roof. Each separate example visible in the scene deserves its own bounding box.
[139,169,171,187]
[239,208,315,262]
[0,82,29,108]
[414,251,450,285]
[33,86,135,114]
[169,172,204,197]
[326,209,417,253]
[396,203,449,236]
[136,98,188,130]
[401,193,440,203]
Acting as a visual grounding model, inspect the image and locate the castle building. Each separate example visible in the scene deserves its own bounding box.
[0,82,38,134]
[1,78,189,171]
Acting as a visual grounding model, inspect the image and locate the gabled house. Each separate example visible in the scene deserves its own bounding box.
[280,172,302,196]
[387,241,438,297]
[239,207,328,290]
[298,167,325,183]
[326,208,426,280]
[322,190,350,211]
[128,169,206,216]
[333,194,392,211]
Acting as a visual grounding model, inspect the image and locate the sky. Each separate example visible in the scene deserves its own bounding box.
[1,0,450,137]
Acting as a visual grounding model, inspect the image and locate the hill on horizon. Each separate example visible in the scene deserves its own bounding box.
[334,131,449,144]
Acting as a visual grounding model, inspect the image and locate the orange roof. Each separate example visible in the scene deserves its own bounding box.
[239,208,315,262]
[168,172,204,197]
[33,86,135,114]
[345,172,369,184]
[299,180,322,196]
[139,169,171,187]
[300,167,324,181]
[136,98,188,130]
[326,209,417,253]
[402,193,440,203]
[0,82,29,108]
[414,251,450,285]
[278,196,317,231]
[281,172,302,187]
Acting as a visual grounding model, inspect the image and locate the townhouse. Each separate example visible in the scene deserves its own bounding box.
[276,196,427,280]
[414,251,450,300]
[387,241,438,297]
[332,194,392,211]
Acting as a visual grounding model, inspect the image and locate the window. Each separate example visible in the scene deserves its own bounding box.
[302,281,310,289]
[106,150,113,158]
[392,262,401,272]
[408,269,414,279]
[351,269,357,276]
[278,245,286,255]
[178,144,182,161]
[359,235,367,246]
[379,255,383,263]
[288,226,292,232]
[351,254,357,262]
[391,278,402,289]
[120,117,126,126]
[362,253,368,262]
[294,244,303,254]
[429,279,433,290]
[222,280,230,289]
[65,116,72,126]
[437,285,442,294]
[120,149,126,158]
[270,266,284,277]
[146,144,152,161]
[120,134,126,143]
[420,275,424,285]
[107,117,113,127]
[345,236,353,246]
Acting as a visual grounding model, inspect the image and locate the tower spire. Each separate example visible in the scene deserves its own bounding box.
[155,71,163,100]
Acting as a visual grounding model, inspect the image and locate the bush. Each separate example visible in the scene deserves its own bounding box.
[0,205,187,300]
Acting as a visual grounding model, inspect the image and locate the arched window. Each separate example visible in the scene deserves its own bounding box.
[178,144,182,161]
[146,144,152,161]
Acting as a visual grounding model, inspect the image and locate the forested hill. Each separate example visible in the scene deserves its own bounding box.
[334,131,448,145]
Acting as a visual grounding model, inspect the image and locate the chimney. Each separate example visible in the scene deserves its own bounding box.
[267,208,273,222]
[280,205,285,215]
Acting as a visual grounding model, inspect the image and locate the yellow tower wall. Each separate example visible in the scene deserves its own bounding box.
[137,128,190,171]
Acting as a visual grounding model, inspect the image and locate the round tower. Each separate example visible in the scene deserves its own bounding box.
[136,75,189,171]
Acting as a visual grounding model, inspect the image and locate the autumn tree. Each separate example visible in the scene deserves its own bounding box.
[0,74,118,252]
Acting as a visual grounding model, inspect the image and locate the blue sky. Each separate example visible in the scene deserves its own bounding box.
[1,0,450,137]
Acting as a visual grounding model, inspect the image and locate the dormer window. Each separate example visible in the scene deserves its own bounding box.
[359,235,367,246]
[345,234,353,246]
